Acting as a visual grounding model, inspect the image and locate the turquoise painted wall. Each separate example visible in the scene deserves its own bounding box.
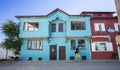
[19,18,49,38]
[18,9,91,61]
[20,38,91,61]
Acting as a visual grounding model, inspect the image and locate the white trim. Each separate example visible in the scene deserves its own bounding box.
[91,42,113,52]
[94,23,105,31]
[92,36,110,38]
[114,23,120,31]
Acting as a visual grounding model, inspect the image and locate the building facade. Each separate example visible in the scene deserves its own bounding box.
[16,8,92,61]
[0,43,15,59]
[81,12,119,59]
[115,0,120,60]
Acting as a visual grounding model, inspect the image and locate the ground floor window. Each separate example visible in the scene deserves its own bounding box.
[71,40,76,50]
[28,40,35,50]
[78,39,85,49]
[71,39,86,50]
[27,39,43,50]
[36,40,43,50]
[92,42,113,52]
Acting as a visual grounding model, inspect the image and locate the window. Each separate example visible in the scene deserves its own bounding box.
[71,21,86,30]
[92,42,113,52]
[27,40,43,50]
[59,23,63,32]
[94,23,105,31]
[24,22,39,31]
[95,43,107,51]
[114,23,120,31]
[28,40,35,50]
[36,40,43,50]
[71,40,76,50]
[78,40,85,49]
[51,24,56,32]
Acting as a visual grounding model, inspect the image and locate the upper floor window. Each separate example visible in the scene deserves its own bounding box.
[24,22,39,31]
[94,23,105,31]
[71,21,86,30]
[114,23,120,31]
[58,23,63,32]
[51,24,56,32]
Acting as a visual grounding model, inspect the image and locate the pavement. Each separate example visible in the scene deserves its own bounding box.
[0,60,120,70]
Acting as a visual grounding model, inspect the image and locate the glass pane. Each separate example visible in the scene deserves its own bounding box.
[51,24,56,32]
[59,23,63,32]
[71,21,86,30]
[71,22,75,30]
[25,23,39,31]
[78,40,85,48]
[71,40,76,50]
[95,43,107,51]
[36,40,42,50]
[81,22,86,30]
[76,22,82,30]
[118,25,120,31]
[28,27,34,31]
[34,23,39,31]
[28,40,34,49]
[98,24,102,31]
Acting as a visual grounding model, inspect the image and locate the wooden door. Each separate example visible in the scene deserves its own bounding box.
[59,46,66,60]
[50,45,57,60]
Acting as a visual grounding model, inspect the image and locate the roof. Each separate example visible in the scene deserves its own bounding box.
[91,16,118,20]
[15,8,90,18]
[81,11,116,14]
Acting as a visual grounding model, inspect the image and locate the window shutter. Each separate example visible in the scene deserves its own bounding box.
[114,23,119,31]
[108,42,113,51]
[92,43,95,51]
[94,24,99,31]
[101,24,105,31]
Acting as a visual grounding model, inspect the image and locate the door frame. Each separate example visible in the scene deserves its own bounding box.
[50,45,57,60]
[59,46,66,60]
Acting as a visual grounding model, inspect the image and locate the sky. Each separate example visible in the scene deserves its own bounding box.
[0,0,117,42]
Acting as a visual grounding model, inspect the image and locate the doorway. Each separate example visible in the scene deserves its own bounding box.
[50,45,57,60]
[59,46,66,60]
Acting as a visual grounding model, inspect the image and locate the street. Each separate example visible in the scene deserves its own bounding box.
[0,60,120,70]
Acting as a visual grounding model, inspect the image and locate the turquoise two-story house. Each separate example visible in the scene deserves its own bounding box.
[16,8,91,61]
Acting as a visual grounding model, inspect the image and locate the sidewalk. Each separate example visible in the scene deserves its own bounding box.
[0,60,120,64]
[0,60,120,70]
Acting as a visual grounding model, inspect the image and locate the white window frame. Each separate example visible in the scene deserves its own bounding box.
[28,40,35,50]
[92,42,113,52]
[114,23,120,31]
[36,40,43,50]
[94,23,105,31]
[24,22,39,31]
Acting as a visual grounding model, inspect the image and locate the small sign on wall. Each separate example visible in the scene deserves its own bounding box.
[107,27,115,33]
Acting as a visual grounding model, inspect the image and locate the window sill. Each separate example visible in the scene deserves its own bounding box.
[78,47,86,50]
[36,49,43,50]
[92,51,113,52]
[24,30,38,32]
[27,49,35,50]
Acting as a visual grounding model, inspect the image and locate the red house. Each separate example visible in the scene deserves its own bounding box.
[81,12,119,60]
